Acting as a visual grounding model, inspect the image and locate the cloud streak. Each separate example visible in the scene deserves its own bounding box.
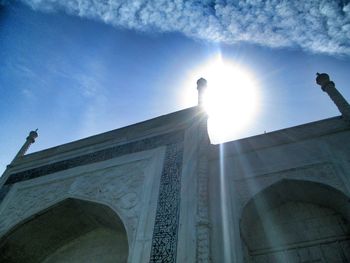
[16,0,350,55]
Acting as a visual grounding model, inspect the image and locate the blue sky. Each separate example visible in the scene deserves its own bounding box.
[1,1,350,173]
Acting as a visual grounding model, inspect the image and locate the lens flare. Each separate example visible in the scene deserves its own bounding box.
[183,54,260,143]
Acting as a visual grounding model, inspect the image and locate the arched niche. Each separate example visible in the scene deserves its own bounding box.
[240,179,350,263]
[0,198,129,263]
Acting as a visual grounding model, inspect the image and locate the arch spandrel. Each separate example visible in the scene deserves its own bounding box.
[234,162,348,213]
[0,160,148,247]
[240,179,350,228]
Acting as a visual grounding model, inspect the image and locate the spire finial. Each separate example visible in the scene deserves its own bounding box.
[315,73,350,121]
[197,78,207,106]
[12,129,39,162]
[27,129,38,143]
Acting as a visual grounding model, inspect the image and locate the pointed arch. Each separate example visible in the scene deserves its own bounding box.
[0,198,129,263]
[240,179,350,262]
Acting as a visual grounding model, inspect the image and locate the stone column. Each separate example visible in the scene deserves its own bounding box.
[316,73,350,121]
[195,78,212,262]
[196,115,211,263]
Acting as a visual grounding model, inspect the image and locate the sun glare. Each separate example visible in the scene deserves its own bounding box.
[183,55,260,143]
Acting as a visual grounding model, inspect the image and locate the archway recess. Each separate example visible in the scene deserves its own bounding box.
[240,180,350,263]
[0,198,129,263]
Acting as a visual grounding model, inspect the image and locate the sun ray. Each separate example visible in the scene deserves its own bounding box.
[183,54,261,143]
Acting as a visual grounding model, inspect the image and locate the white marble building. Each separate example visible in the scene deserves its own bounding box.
[0,74,349,262]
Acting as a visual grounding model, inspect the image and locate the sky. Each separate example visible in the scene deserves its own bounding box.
[1,0,350,173]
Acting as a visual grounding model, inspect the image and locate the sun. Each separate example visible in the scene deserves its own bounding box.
[183,55,260,143]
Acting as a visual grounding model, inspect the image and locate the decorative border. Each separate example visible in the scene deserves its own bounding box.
[5,131,183,185]
[149,142,183,263]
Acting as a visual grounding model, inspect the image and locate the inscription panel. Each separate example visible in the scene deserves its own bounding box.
[6,131,183,185]
[149,142,183,263]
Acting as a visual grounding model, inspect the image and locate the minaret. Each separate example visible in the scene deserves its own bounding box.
[0,130,38,187]
[194,78,211,262]
[316,73,350,121]
[197,77,207,107]
[12,129,39,163]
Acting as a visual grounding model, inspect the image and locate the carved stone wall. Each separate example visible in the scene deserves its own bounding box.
[0,144,169,263]
[209,128,350,263]
[1,109,349,263]
[0,160,146,241]
[0,127,186,263]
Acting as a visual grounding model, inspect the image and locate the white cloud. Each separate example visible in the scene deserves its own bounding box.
[15,0,350,55]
